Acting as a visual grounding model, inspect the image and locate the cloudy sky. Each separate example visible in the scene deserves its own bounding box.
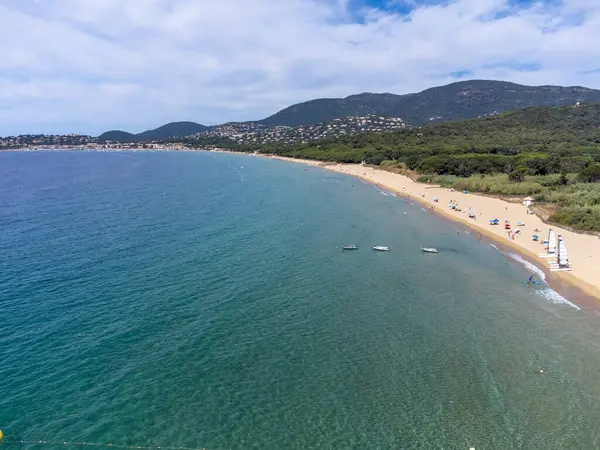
[1,0,599,135]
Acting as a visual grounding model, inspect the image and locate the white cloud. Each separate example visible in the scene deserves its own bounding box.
[0,0,599,134]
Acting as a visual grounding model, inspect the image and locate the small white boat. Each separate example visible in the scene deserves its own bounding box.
[342,245,359,250]
[373,246,390,251]
[421,247,439,253]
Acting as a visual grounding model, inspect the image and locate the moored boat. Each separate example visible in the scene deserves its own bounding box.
[342,245,359,250]
[373,245,390,251]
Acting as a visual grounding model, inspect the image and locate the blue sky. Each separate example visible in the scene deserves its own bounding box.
[1,0,599,135]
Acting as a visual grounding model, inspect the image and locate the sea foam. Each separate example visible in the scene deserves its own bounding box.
[535,288,581,311]
[507,254,580,310]
[375,186,392,196]
[508,253,546,282]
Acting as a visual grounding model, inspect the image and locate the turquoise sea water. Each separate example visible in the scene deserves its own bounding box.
[2,151,600,449]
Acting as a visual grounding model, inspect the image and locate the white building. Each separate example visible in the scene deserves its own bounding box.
[523,196,534,207]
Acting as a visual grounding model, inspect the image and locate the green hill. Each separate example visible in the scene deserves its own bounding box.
[258,80,600,127]
[97,130,137,142]
[98,80,600,142]
[254,103,600,165]
[98,121,208,142]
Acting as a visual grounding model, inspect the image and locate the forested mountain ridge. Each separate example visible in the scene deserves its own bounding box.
[250,103,600,168]
[257,80,600,127]
[95,80,600,141]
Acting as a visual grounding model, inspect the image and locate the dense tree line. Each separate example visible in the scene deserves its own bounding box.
[225,104,600,180]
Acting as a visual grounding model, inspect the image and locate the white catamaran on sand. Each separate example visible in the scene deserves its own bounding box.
[540,228,557,258]
[549,235,572,271]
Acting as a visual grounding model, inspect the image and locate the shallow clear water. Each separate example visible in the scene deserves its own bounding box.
[1,151,600,449]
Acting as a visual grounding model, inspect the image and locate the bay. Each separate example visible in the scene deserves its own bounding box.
[1,151,600,449]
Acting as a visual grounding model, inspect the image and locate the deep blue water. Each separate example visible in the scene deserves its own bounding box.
[2,151,600,449]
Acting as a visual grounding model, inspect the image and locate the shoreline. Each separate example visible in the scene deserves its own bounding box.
[8,147,600,310]
[231,152,600,311]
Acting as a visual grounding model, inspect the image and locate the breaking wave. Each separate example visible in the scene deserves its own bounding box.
[375,186,391,196]
[507,254,580,310]
[508,253,546,282]
[535,288,581,311]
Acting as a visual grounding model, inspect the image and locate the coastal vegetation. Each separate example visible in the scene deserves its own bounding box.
[236,103,600,231]
[417,174,600,231]
[246,103,600,167]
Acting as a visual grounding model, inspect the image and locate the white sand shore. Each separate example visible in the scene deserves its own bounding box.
[258,155,600,304]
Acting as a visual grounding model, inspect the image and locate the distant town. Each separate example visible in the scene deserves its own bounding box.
[0,115,407,151]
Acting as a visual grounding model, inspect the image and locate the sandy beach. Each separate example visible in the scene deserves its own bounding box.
[248,154,600,307]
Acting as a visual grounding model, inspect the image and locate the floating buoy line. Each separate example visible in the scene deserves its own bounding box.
[0,431,210,450]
